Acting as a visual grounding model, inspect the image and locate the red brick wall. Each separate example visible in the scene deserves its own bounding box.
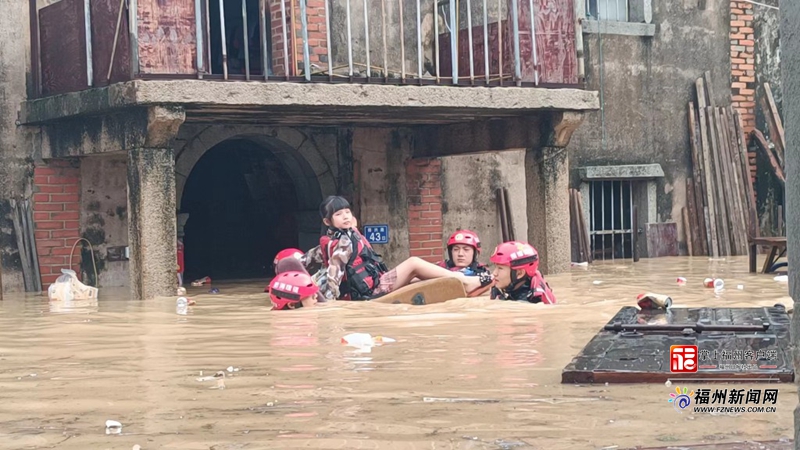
[730,1,756,183]
[33,160,82,287]
[405,158,443,262]
[270,0,328,77]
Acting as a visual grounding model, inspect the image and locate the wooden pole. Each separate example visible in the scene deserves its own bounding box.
[752,129,786,184]
[696,78,720,257]
[687,102,708,255]
[707,106,732,256]
[503,188,515,241]
[575,190,592,263]
[632,205,639,262]
[497,188,509,241]
[764,82,785,159]
[734,111,758,238]
[682,207,693,256]
[685,179,700,255]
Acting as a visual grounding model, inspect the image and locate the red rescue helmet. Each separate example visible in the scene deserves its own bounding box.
[273,248,304,267]
[447,230,481,253]
[490,241,540,276]
[269,271,319,310]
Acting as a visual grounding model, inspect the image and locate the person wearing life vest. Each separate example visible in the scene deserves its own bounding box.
[177,238,185,287]
[318,196,493,301]
[489,241,556,304]
[437,229,490,277]
[269,270,321,310]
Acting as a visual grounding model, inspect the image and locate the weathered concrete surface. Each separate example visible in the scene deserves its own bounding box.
[415,111,588,157]
[568,0,730,250]
[0,0,33,293]
[578,163,665,180]
[40,108,149,158]
[755,0,782,130]
[39,106,186,159]
[19,80,599,125]
[127,147,177,300]
[778,0,800,446]
[352,128,412,269]
[440,151,528,262]
[582,20,656,36]
[414,116,543,157]
[753,0,783,235]
[81,155,129,287]
[526,146,570,275]
[126,108,184,298]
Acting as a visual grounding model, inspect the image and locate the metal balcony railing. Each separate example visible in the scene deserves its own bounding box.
[32,0,579,98]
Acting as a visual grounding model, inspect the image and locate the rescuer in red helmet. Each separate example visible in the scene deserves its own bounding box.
[437,229,490,277]
[269,271,321,310]
[273,248,304,269]
[489,241,556,304]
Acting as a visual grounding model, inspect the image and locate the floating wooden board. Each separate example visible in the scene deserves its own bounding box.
[371,278,467,305]
[562,306,793,384]
[645,222,678,257]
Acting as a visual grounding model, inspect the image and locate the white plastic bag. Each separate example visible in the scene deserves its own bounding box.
[48,269,99,302]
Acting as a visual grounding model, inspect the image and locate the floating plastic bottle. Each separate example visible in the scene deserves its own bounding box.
[176,297,189,315]
[713,278,724,292]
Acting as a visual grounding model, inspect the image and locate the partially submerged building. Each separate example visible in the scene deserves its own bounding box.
[2,0,598,298]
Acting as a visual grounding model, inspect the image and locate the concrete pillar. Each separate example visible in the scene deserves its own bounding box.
[127,107,185,299]
[127,147,177,299]
[526,111,585,275]
[525,146,570,275]
[778,1,799,446]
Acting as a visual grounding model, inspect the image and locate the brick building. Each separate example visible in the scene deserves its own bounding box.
[1,0,598,298]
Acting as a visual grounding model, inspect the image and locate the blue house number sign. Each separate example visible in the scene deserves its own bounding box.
[364,224,389,244]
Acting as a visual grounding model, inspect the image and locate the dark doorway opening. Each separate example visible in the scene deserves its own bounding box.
[181,139,299,281]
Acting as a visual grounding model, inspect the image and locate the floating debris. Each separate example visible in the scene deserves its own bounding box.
[105,419,122,435]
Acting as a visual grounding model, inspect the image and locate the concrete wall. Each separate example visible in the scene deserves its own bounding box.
[80,154,129,287]
[440,150,528,263]
[778,1,800,441]
[751,0,783,235]
[754,0,781,130]
[328,0,431,77]
[352,128,411,269]
[567,0,730,252]
[0,1,33,293]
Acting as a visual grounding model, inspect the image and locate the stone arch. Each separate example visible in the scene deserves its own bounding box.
[175,125,338,253]
[175,125,337,209]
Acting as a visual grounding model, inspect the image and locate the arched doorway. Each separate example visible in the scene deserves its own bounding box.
[180,139,317,281]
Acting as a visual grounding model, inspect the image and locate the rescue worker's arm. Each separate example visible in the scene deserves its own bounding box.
[325,234,353,300]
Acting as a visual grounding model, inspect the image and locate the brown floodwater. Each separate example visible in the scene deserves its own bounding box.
[0,256,795,450]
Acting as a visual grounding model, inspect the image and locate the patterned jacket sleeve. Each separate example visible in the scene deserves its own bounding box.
[301,245,323,269]
[324,233,354,300]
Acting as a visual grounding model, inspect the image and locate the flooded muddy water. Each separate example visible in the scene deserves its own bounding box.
[0,256,795,450]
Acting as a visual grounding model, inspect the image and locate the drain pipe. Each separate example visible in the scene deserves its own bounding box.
[574,0,585,82]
